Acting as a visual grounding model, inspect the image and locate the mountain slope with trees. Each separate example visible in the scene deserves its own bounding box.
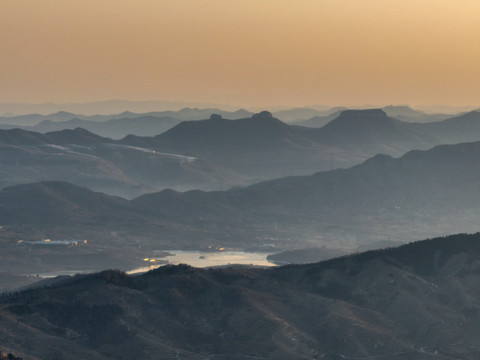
[2,233,480,359]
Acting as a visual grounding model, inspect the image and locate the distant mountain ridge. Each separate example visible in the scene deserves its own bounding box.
[3,108,480,200]
[294,105,455,127]
[0,100,245,116]
[0,107,253,129]
[119,110,438,179]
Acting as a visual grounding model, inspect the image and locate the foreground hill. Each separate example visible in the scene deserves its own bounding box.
[2,233,480,359]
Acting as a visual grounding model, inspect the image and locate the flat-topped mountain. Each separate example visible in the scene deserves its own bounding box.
[307,109,438,153]
[381,104,453,122]
[298,109,480,148]
[294,106,453,127]
[2,233,480,359]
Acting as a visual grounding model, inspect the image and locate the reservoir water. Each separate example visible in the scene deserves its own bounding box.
[127,250,276,274]
[30,250,276,278]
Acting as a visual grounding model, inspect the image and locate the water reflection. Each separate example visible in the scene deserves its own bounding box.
[127,250,275,274]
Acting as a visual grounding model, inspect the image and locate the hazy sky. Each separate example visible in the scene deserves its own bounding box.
[2,0,480,108]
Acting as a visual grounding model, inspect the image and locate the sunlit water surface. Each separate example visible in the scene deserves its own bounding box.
[127,250,276,274]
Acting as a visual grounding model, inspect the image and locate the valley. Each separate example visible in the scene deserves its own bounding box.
[4,2,480,358]
[2,104,480,358]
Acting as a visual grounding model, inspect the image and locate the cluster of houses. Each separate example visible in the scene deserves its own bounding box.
[17,239,88,247]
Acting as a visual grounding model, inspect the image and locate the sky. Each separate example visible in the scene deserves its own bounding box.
[1,0,480,109]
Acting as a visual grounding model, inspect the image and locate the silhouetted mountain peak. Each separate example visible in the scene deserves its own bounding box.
[382,105,422,117]
[44,127,109,144]
[52,110,75,116]
[322,109,400,134]
[4,233,480,359]
[252,110,273,119]
[157,111,290,143]
[209,114,223,120]
[338,108,388,121]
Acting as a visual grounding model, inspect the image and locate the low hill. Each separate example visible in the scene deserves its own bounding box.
[0,181,134,226]
[0,128,249,197]
[2,233,480,359]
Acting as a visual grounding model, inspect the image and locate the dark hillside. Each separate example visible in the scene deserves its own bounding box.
[3,139,480,253]
[2,233,480,359]
[0,181,134,225]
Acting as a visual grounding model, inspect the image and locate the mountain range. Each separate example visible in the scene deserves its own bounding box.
[3,103,480,359]
[4,109,480,190]
[2,138,480,279]
[0,108,253,137]
[0,109,444,197]
[294,105,456,127]
[0,100,245,116]
[118,110,443,179]
[2,233,480,359]
[3,108,480,278]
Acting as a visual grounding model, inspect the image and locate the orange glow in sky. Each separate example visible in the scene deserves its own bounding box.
[1,0,480,108]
